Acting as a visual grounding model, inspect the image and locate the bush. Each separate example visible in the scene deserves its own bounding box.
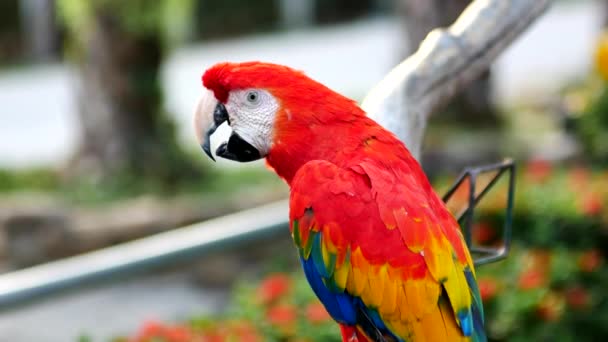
[124,273,339,342]
[473,161,608,341]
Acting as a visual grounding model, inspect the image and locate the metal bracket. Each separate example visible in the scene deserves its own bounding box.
[442,159,516,266]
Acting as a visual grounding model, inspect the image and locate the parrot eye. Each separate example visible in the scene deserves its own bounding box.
[246,90,260,104]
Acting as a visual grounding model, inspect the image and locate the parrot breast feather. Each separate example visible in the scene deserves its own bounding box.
[289,159,485,342]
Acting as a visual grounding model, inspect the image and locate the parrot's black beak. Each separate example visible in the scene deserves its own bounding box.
[201,102,229,162]
[201,102,262,163]
[215,132,261,162]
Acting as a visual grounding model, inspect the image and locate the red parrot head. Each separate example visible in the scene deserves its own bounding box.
[194,61,363,168]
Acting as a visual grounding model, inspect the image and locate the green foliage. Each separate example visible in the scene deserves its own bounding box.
[0,167,60,192]
[567,81,608,166]
[462,162,608,341]
[565,32,608,165]
[0,160,283,206]
[56,0,195,44]
[504,163,606,249]
[478,246,608,341]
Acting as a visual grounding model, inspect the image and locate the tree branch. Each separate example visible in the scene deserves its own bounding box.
[362,0,551,159]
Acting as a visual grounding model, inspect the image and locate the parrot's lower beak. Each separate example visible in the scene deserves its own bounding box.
[215,131,261,162]
[194,89,261,162]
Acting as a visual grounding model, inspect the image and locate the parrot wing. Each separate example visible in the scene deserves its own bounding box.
[290,159,485,342]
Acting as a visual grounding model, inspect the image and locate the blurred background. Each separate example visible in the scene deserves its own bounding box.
[0,0,607,341]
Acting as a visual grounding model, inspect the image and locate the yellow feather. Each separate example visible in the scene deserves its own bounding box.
[362,265,384,308]
[439,299,468,342]
[419,306,449,342]
[410,318,427,342]
[321,235,332,269]
[386,318,416,342]
[424,237,452,283]
[405,281,426,319]
[323,224,339,253]
[424,281,441,314]
[348,264,367,296]
[379,265,398,317]
[397,284,412,322]
[457,228,476,275]
[440,265,463,314]
[442,258,472,321]
[347,248,369,296]
[423,236,473,323]
[334,261,349,290]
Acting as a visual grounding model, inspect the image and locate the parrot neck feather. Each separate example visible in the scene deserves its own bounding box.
[266,103,408,186]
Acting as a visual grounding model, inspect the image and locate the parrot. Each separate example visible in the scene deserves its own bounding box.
[194,61,486,342]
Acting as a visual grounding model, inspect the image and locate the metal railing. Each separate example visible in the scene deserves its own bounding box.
[0,201,289,309]
[0,160,515,310]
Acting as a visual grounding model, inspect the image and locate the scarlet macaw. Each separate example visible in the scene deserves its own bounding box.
[194,61,485,342]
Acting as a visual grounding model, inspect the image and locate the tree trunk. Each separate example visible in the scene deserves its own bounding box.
[398,0,498,126]
[67,7,199,186]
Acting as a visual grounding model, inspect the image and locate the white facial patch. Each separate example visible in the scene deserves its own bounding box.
[225,89,279,156]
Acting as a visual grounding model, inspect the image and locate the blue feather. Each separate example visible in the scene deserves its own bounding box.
[458,309,473,336]
[300,255,357,324]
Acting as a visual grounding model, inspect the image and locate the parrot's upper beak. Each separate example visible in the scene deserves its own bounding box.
[194,89,262,162]
[194,89,227,161]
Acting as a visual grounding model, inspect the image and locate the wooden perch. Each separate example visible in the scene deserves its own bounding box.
[362,0,552,159]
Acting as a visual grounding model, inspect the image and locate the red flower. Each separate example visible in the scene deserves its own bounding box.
[472,222,496,245]
[565,286,590,310]
[578,249,603,273]
[131,320,195,342]
[518,269,546,290]
[305,302,331,323]
[267,304,297,336]
[525,159,552,183]
[257,274,291,304]
[267,303,297,325]
[580,192,603,216]
[136,320,164,337]
[203,330,230,342]
[477,278,499,301]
